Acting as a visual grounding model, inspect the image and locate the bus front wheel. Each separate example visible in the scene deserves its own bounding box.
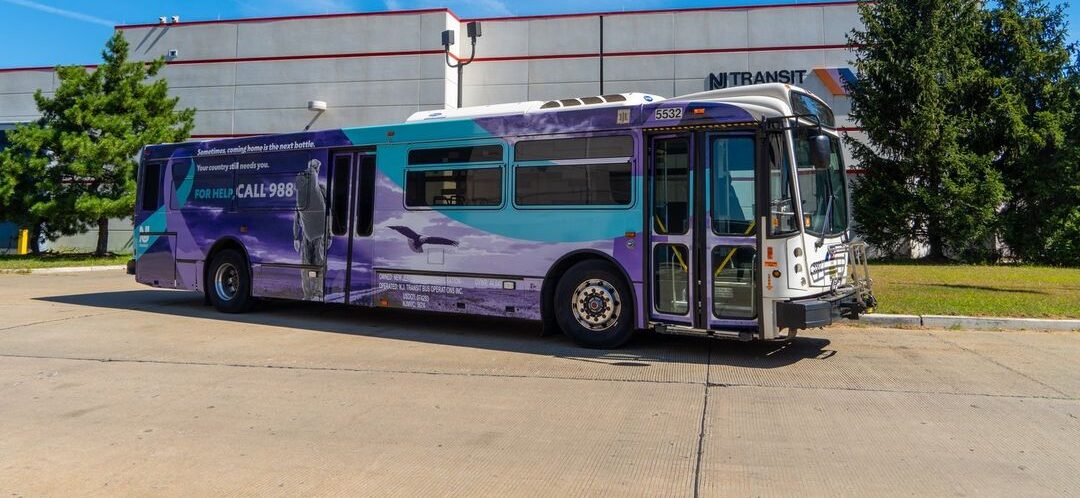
[208,249,254,313]
[554,261,634,349]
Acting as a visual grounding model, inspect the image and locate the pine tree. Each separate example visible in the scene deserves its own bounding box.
[0,124,77,254]
[980,0,1080,265]
[0,32,194,255]
[846,0,1006,260]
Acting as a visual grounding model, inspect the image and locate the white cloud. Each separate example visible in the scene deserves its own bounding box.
[1,0,116,27]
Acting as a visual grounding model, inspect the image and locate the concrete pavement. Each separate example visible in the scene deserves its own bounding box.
[0,271,1077,497]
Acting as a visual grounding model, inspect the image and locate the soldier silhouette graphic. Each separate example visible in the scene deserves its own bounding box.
[293,158,329,300]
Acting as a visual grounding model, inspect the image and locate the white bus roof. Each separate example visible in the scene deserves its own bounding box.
[405,84,827,124]
[406,93,665,122]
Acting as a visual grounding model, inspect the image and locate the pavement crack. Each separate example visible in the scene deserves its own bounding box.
[928,332,1070,397]
[0,299,201,333]
[0,310,125,332]
[0,353,700,387]
[692,341,712,498]
[3,352,1074,402]
[704,381,1077,401]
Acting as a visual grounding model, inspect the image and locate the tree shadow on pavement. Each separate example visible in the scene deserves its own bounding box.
[35,288,834,370]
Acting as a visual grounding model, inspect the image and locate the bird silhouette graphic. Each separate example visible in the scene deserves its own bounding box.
[388,226,459,253]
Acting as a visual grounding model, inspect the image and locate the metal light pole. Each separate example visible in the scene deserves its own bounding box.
[442,22,482,109]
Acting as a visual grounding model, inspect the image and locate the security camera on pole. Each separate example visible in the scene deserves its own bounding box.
[441,21,482,109]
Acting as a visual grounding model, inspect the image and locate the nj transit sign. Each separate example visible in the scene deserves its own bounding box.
[707,67,857,96]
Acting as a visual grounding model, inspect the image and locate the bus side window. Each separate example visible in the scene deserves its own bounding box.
[141,162,164,211]
[329,156,352,236]
[355,155,376,236]
[513,135,634,207]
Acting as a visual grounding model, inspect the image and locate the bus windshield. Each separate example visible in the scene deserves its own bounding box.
[793,126,848,236]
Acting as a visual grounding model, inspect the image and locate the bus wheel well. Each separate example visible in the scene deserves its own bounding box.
[541,251,635,330]
[204,238,250,298]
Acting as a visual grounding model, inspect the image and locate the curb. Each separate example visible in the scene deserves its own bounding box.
[0,265,126,275]
[861,314,1080,332]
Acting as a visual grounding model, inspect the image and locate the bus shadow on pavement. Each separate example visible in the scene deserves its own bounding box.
[36,289,833,369]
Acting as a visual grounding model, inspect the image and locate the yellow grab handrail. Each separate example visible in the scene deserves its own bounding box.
[714,220,757,277]
[652,215,688,272]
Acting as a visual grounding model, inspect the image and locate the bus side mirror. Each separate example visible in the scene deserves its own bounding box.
[810,135,831,169]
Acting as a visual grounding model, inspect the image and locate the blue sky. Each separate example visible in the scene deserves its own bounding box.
[0,0,1077,69]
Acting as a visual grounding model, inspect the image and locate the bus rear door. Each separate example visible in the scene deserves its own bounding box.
[324,149,377,305]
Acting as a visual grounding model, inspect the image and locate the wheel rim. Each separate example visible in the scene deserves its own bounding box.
[570,278,621,332]
[214,262,240,301]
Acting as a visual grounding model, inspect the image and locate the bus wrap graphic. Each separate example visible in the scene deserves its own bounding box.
[131,85,875,346]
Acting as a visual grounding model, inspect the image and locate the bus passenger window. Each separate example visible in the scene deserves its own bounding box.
[405,168,502,207]
[515,163,631,206]
[329,156,352,236]
[408,145,503,165]
[140,162,164,211]
[514,136,633,161]
[652,138,689,235]
[513,135,634,207]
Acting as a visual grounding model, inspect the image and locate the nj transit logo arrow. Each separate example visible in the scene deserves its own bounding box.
[813,67,858,96]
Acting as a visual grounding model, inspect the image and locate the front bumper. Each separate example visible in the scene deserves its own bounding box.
[776,286,877,330]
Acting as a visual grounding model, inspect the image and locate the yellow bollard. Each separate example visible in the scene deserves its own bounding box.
[17,229,29,255]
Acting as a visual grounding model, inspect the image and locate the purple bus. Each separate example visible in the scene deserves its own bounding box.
[131,83,875,348]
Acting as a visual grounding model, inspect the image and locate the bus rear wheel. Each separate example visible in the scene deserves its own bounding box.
[554,261,634,349]
[208,249,254,313]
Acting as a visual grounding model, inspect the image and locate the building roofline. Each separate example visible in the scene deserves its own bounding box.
[113,1,859,29]
[115,7,454,29]
[460,1,859,23]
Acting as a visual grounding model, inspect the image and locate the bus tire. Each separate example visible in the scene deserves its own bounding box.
[208,249,254,313]
[554,260,634,349]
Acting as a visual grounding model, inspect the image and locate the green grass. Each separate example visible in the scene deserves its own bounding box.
[868,264,1080,318]
[0,252,131,271]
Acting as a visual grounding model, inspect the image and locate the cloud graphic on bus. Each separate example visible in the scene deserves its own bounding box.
[388,226,459,253]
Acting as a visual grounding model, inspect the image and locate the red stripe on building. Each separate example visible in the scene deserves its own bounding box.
[168,49,445,66]
[2,43,856,72]
[446,44,856,63]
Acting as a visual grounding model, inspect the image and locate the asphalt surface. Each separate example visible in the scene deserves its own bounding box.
[0,271,1077,497]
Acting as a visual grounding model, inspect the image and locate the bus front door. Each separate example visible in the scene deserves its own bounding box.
[702,133,759,335]
[324,149,377,305]
[648,132,760,338]
[649,135,695,326]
